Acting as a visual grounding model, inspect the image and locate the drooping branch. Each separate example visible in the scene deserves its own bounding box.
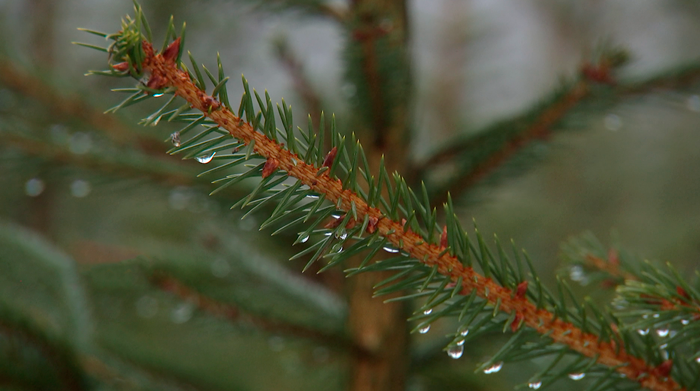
[134,39,682,391]
[0,59,162,150]
[429,80,589,205]
[273,37,324,133]
[420,57,700,205]
[150,272,366,356]
[1,131,195,187]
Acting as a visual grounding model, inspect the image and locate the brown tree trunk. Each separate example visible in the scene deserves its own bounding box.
[345,1,412,390]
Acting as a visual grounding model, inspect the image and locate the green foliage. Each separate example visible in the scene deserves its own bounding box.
[0,2,696,391]
[563,233,700,371]
[69,4,700,390]
[0,221,91,348]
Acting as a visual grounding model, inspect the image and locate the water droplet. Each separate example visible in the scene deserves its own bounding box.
[447,345,464,359]
[460,329,469,336]
[687,95,700,112]
[457,339,465,346]
[170,132,181,147]
[169,187,190,210]
[307,194,320,199]
[25,178,45,197]
[483,362,503,374]
[681,319,690,325]
[695,357,700,364]
[424,309,433,315]
[69,132,92,154]
[170,302,194,324]
[604,114,622,131]
[341,83,356,98]
[70,179,91,198]
[153,93,165,98]
[660,343,668,349]
[643,314,649,319]
[656,328,669,337]
[528,381,542,389]
[568,373,585,381]
[268,336,285,352]
[299,235,309,243]
[383,246,399,253]
[195,152,216,164]
[653,314,660,318]
[419,325,430,334]
[135,295,158,318]
[637,329,649,336]
[211,258,231,278]
[569,266,584,281]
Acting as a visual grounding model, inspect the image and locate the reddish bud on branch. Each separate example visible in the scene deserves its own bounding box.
[162,37,181,63]
[366,216,379,234]
[111,62,129,72]
[511,313,524,332]
[652,360,673,378]
[515,281,528,300]
[322,147,337,168]
[440,226,448,250]
[262,158,279,179]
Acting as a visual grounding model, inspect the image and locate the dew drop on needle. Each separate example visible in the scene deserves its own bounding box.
[447,345,463,359]
[568,373,585,381]
[483,362,503,374]
[196,152,216,164]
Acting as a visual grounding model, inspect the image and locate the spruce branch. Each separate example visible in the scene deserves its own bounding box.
[0,59,160,149]
[419,47,627,204]
[77,6,697,390]
[2,130,195,188]
[561,232,638,288]
[427,78,590,204]
[420,52,700,204]
[150,272,365,356]
[0,302,88,391]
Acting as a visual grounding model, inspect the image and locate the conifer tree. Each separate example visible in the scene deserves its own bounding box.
[1,1,699,391]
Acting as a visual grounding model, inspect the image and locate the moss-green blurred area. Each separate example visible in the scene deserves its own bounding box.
[0,0,699,390]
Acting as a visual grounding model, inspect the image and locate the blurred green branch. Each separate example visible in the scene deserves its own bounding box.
[0,302,88,391]
[150,271,366,356]
[421,57,700,204]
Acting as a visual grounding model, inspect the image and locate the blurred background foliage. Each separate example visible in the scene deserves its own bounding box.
[0,0,699,390]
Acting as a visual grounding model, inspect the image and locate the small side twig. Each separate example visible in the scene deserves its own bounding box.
[273,37,324,132]
[585,250,637,284]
